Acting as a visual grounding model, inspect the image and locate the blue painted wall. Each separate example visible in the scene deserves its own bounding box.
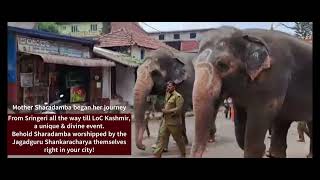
[7,32,17,83]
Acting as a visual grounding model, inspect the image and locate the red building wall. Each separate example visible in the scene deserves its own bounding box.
[180,41,199,52]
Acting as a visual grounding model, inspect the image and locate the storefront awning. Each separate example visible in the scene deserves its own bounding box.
[32,53,116,67]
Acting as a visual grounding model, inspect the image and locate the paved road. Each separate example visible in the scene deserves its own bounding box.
[130,111,310,158]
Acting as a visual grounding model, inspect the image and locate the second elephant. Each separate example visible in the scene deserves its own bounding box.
[134,48,218,151]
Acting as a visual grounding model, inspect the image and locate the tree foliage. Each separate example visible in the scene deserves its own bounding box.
[281,22,312,39]
[37,22,60,33]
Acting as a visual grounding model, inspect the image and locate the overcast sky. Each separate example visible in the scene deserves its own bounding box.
[139,22,295,35]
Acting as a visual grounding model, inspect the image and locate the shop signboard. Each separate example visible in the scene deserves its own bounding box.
[17,35,91,58]
[20,73,33,87]
[17,36,59,55]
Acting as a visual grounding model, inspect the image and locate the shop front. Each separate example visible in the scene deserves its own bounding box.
[8,27,115,108]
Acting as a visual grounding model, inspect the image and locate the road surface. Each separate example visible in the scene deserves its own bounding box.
[130,111,310,158]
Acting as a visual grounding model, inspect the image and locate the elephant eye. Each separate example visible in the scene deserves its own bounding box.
[216,41,226,49]
[217,61,230,72]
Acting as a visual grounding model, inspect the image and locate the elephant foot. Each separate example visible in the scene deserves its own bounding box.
[191,151,203,158]
[265,151,279,158]
[267,148,286,158]
[244,147,266,158]
[307,153,313,158]
[180,153,186,158]
[153,153,161,158]
[136,143,146,151]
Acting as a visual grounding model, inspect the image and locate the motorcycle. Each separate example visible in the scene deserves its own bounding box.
[39,94,66,114]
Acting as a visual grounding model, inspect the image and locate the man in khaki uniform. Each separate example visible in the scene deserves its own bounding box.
[153,81,186,158]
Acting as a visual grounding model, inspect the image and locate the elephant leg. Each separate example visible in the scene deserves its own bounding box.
[268,120,291,158]
[244,104,282,158]
[244,92,287,158]
[208,119,216,142]
[234,105,246,150]
[268,128,272,136]
[146,121,150,137]
[144,115,151,138]
[307,121,312,158]
[208,108,218,142]
[208,98,223,142]
[297,122,306,142]
[304,123,310,138]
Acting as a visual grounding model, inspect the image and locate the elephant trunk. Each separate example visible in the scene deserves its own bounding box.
[134,72,154,150]
[191,63,222,157]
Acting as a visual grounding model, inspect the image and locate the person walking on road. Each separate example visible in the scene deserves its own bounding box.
[153,81,186,158]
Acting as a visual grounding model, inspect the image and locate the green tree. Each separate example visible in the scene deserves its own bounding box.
[37,22,60,33]
[280,22,313,39]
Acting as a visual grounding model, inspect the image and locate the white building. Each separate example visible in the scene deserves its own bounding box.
[148,28,216,52]
[93,47,141,107]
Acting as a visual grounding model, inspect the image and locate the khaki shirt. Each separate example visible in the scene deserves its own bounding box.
[163,90,184,125]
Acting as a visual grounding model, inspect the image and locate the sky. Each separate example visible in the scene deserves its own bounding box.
[139,22,295,35]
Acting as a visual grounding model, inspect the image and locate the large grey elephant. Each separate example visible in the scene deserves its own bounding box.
[134,48,218,151]
[191,26,312,158]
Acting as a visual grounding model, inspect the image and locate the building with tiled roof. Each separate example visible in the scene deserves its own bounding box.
[95,22,179,62]
[93,22,178,107]
[110,22,147,34]
[149,28,216,52]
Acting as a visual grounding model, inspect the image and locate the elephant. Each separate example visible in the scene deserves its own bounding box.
[191,26,312,158]
[134,48,218,151]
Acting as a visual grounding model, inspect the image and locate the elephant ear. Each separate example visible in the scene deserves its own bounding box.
[171,56,188,85]
[151,48,188,85]
[242,34,272,81]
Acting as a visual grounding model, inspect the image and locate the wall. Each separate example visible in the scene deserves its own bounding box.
[180,41,199,52]
[8,31,17,104]
[150,31,203,42]
[131,45,152,61]
[102,67,112,99]
[116,64,135,106]
[58,22,106,38]
[90,67,103,104]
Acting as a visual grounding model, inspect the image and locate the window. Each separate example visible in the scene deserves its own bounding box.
[91,24,97,31]
[140,49,145,60]
[71,25,78,32]
[173,33,180,39]
[190,32,196,39]
[159,34,164,40]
